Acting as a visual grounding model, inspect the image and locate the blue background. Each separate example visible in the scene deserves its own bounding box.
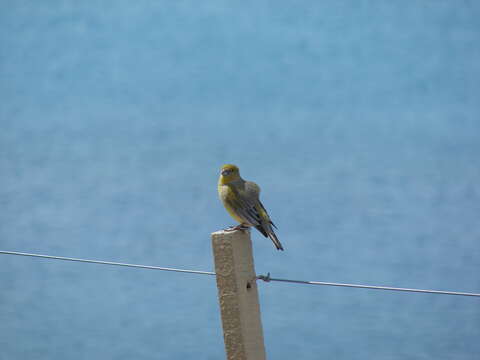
[1,1,479,359]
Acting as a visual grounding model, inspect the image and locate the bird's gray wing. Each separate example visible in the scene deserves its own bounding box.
[227,183,262,226]
[258,199,277,229]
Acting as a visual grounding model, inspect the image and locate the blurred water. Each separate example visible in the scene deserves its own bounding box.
[1,1,479,359]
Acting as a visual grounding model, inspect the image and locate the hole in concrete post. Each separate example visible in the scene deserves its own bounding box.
[246,281,252,290]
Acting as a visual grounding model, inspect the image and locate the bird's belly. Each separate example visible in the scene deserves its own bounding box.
[224,201,249,225]
[219,184,251,225]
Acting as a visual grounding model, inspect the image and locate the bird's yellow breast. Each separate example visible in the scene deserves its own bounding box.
[218,183,247,224]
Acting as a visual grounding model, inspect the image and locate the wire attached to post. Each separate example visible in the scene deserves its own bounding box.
[1,250,479,298]
[257,273,271,282]
[256,272,480,298]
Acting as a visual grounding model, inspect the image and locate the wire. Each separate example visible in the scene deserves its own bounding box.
[1,250,479,298]
[256,273,480,298]
[0,250,215,276]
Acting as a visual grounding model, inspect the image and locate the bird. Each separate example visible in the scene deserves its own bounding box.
[217,164,284,251]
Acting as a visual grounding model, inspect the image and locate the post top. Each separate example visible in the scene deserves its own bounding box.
[211,229,251,236]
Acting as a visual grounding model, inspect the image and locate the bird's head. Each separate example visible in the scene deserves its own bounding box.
[219,164,241,184]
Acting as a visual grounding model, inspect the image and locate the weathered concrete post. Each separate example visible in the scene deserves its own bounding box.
[211,229,267,360]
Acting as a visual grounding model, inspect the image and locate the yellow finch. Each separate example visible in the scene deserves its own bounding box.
[218,164,284,251]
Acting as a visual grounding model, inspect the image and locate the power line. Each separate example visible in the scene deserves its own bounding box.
[1,250,479,298]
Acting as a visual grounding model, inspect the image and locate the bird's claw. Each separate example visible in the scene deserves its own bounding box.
[224,224,250,232]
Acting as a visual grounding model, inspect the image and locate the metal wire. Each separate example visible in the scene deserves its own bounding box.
[0,250,215,276]
[256,273,480,298]
[1,250,479,298]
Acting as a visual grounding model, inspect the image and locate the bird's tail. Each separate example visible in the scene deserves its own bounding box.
[255,223,284,251]
[268,229,284,251]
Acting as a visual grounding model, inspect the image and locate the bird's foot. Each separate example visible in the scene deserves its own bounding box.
[224,224,250,232]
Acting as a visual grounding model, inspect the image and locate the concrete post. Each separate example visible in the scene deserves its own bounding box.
[211,229,267,360]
